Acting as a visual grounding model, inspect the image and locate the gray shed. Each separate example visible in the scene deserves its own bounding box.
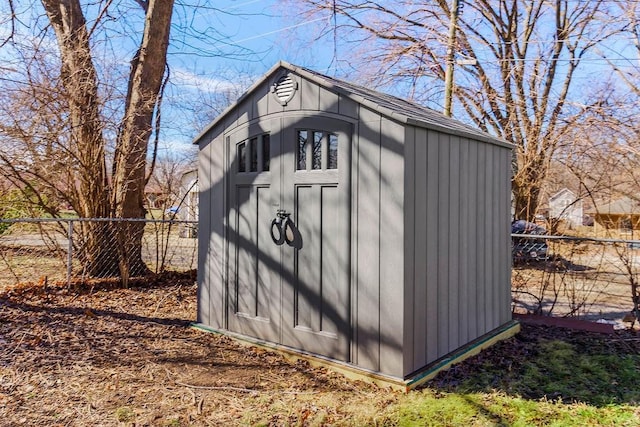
[194,61,518,389]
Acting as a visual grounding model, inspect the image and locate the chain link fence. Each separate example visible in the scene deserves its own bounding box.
[0,218,197,290]
[512,233,640,324]
[1,218,639,324]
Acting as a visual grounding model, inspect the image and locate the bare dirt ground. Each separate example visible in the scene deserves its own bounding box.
[1,272,638,426]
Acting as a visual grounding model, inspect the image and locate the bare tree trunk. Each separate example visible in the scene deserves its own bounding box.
[41,0,115,277]
[40,0,175,281]
[111,0,175,281]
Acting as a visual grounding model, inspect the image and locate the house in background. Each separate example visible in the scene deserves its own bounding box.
[178,169,198,237]
[591,196,640,233]
[548,188,583,229]
[144,181,167,210]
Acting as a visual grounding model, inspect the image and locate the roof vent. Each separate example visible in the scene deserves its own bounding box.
[272,73,298,106]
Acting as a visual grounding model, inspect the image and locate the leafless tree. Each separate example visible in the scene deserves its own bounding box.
[0,0,266,281]
[287,0,627,221]
[0,0,174,280]
[176,66,256,135]
[599,2,640,322]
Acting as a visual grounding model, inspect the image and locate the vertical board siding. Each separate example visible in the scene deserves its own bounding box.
[212,134,226,328]
[256,186,273,319]
[379,117,405,377]
[236,186,255,316]
[339,96,359,120]
[410,127,427,369]
[487,144,496,330]
[350,118,360,366]
[295,185,321,330]
[500,148,512,324]
[197,66,515,380]
[319,88,340,114]
[492,145,501,328]
[447,136,460,353]
[437,133,450,355]
[321,185,340,335]
[197,135,212,326]
[267,84,285,116]
[224,106,240,131]
[300,78,321,111]
[255,82,270,118]
[237,98,252,127]
[467,140,479,340]
[476,144,487,335]
[407,128,512,375]
[458,137,470,346]
[425,130,440,364]
[355,107,382,371]
[403,127,417,371]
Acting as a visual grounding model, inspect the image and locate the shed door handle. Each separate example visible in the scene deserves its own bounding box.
[270,210,293,246]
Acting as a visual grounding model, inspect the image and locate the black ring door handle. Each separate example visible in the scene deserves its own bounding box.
[270,217,287,245]
[271,209,301,248]
[271,209,291,246]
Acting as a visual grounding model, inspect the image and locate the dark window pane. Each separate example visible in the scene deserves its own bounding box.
[238,142,246,172]
[328,133,338,169]
[249,137,258,172]
[262,134,270,171]
[312,131,322,170]
[297,130,307,170]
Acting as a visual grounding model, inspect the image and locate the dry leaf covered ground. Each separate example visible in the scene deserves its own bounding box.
[1,272,639,426]
[0,272,393,426]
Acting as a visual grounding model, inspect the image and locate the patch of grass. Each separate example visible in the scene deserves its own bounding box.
[433,333,640,407]
[389,390,493,426]
[388,391,640,426]
[114,406,135,423]
[417,325,640,425]
[163,418,181,427]
[519,340,640,405]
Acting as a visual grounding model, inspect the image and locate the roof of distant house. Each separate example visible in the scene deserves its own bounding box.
[549,188,577,202]
[591,197,640,215]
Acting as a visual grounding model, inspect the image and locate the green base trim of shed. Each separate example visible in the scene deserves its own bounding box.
[191,320,520,392]
[404,320,521,390]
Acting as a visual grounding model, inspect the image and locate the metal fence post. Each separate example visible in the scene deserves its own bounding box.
[67,220,73,287]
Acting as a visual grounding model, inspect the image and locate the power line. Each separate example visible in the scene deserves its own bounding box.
[225,16,328,45]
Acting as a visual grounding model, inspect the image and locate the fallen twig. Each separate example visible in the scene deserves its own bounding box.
[175,381,319,395]
[175,381,258,393]
[6,331,29,358]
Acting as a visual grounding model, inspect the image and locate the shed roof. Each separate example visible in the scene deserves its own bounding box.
[194,61,512,148]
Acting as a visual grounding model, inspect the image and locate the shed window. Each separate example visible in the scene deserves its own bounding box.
[237,142,246,173]
[312,131,322,170]
[237,133,270,173]
[297,129,338,171]
[328,133,338,169]
[297,130,307,170]
[249,137,258,172]
[262,134,270,171]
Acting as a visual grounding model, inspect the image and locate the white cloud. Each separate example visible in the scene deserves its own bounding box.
[171,68,245,94]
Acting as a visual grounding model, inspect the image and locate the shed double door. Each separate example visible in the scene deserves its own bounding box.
[227,116,351,361]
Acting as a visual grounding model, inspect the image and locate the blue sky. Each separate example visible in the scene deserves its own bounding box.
[0,0,343,153]
[3,1,638,154]
[167,1,339,88]
[160,0,344,150]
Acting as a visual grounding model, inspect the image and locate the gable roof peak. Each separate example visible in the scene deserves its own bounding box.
[194,61,512,149]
